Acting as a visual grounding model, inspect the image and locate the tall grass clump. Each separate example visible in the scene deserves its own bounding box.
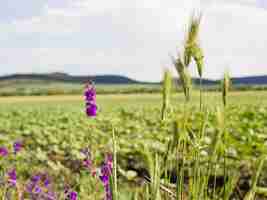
[161,69,173,120]
[169,12,240,200]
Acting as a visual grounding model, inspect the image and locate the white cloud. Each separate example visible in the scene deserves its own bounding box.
[0,0,266,81]
[200,1,267,78]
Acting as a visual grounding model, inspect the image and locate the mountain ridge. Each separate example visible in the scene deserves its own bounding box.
[0,73,266,85]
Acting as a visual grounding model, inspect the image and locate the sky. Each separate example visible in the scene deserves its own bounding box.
[0,0,267,81]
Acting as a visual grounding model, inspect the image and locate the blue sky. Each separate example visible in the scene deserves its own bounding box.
[0,0,267,81]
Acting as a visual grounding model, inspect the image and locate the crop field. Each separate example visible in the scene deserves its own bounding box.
[0,91,267,199]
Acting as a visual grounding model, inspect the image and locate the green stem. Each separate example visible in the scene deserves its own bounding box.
[200,77,203,110]
[112,128,118,200]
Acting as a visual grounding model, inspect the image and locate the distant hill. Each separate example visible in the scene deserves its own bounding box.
[174,76,267,86]
[0,73,266,85]
[0,73,266,96]
[193,76,267,85]
[0,73,141,84]
[231,76,267,85]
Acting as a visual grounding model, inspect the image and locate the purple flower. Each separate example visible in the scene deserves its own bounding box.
[26,174,41,193]
[0,147,8,157]
[105,186,112,200]
[26,173,56,199]
[7,169,17,187]
[100,174,109,186]
[69,191,78,200]
[44,178,50,187]
[84,89,96,102]
[31,174,41,184]
[99,154,113,200]
[101,165,112,177]
[84,87,97,117]
[34,186,42,194]
[86,104,97,117]
[13,141,23,154]
[103,182,112,200]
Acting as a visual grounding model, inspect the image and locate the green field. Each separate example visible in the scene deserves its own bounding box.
[0,91,267,199]
[0,81,161,96]
[0,79,267,96]
[0,90,266,107]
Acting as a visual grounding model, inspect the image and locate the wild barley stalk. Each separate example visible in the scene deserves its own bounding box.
[152,154,161,200]
[173,56,191,103]
[191,110,210,200]
[161,69,173,120]
[192,44,204,110]
[171,12,207,200]
[112,128,118,200]
[203,107,225,199]
[176,138,185,200]
[222,71,230,107]
[175,114,191,200]
[221,71,231,198]
[184,13,205,199]
[184,14,201,67]
[184,14,203,109]
[144,149,161,200]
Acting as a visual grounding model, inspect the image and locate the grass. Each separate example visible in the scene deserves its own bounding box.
[0,90,266,107]
[0,80,267,97]
[0,91,267,199]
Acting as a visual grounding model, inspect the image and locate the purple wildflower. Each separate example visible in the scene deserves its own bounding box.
[26,174,43,192]
[7,169,17,187]
[44,178,50,187]
[13,141,23,154]
[100,173,109,185]
[84,87,97,117]
[86,104,97,117]
[99,154,113,200]
[31,174,41,184]
[0,147,8,157]
[26,173,56,200]
[34,185,42,194]
[26,175,41,193]
[84,89,95,101]
[69,191,78,200]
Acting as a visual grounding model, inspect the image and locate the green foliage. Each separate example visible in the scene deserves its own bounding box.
[0,93,267,199]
